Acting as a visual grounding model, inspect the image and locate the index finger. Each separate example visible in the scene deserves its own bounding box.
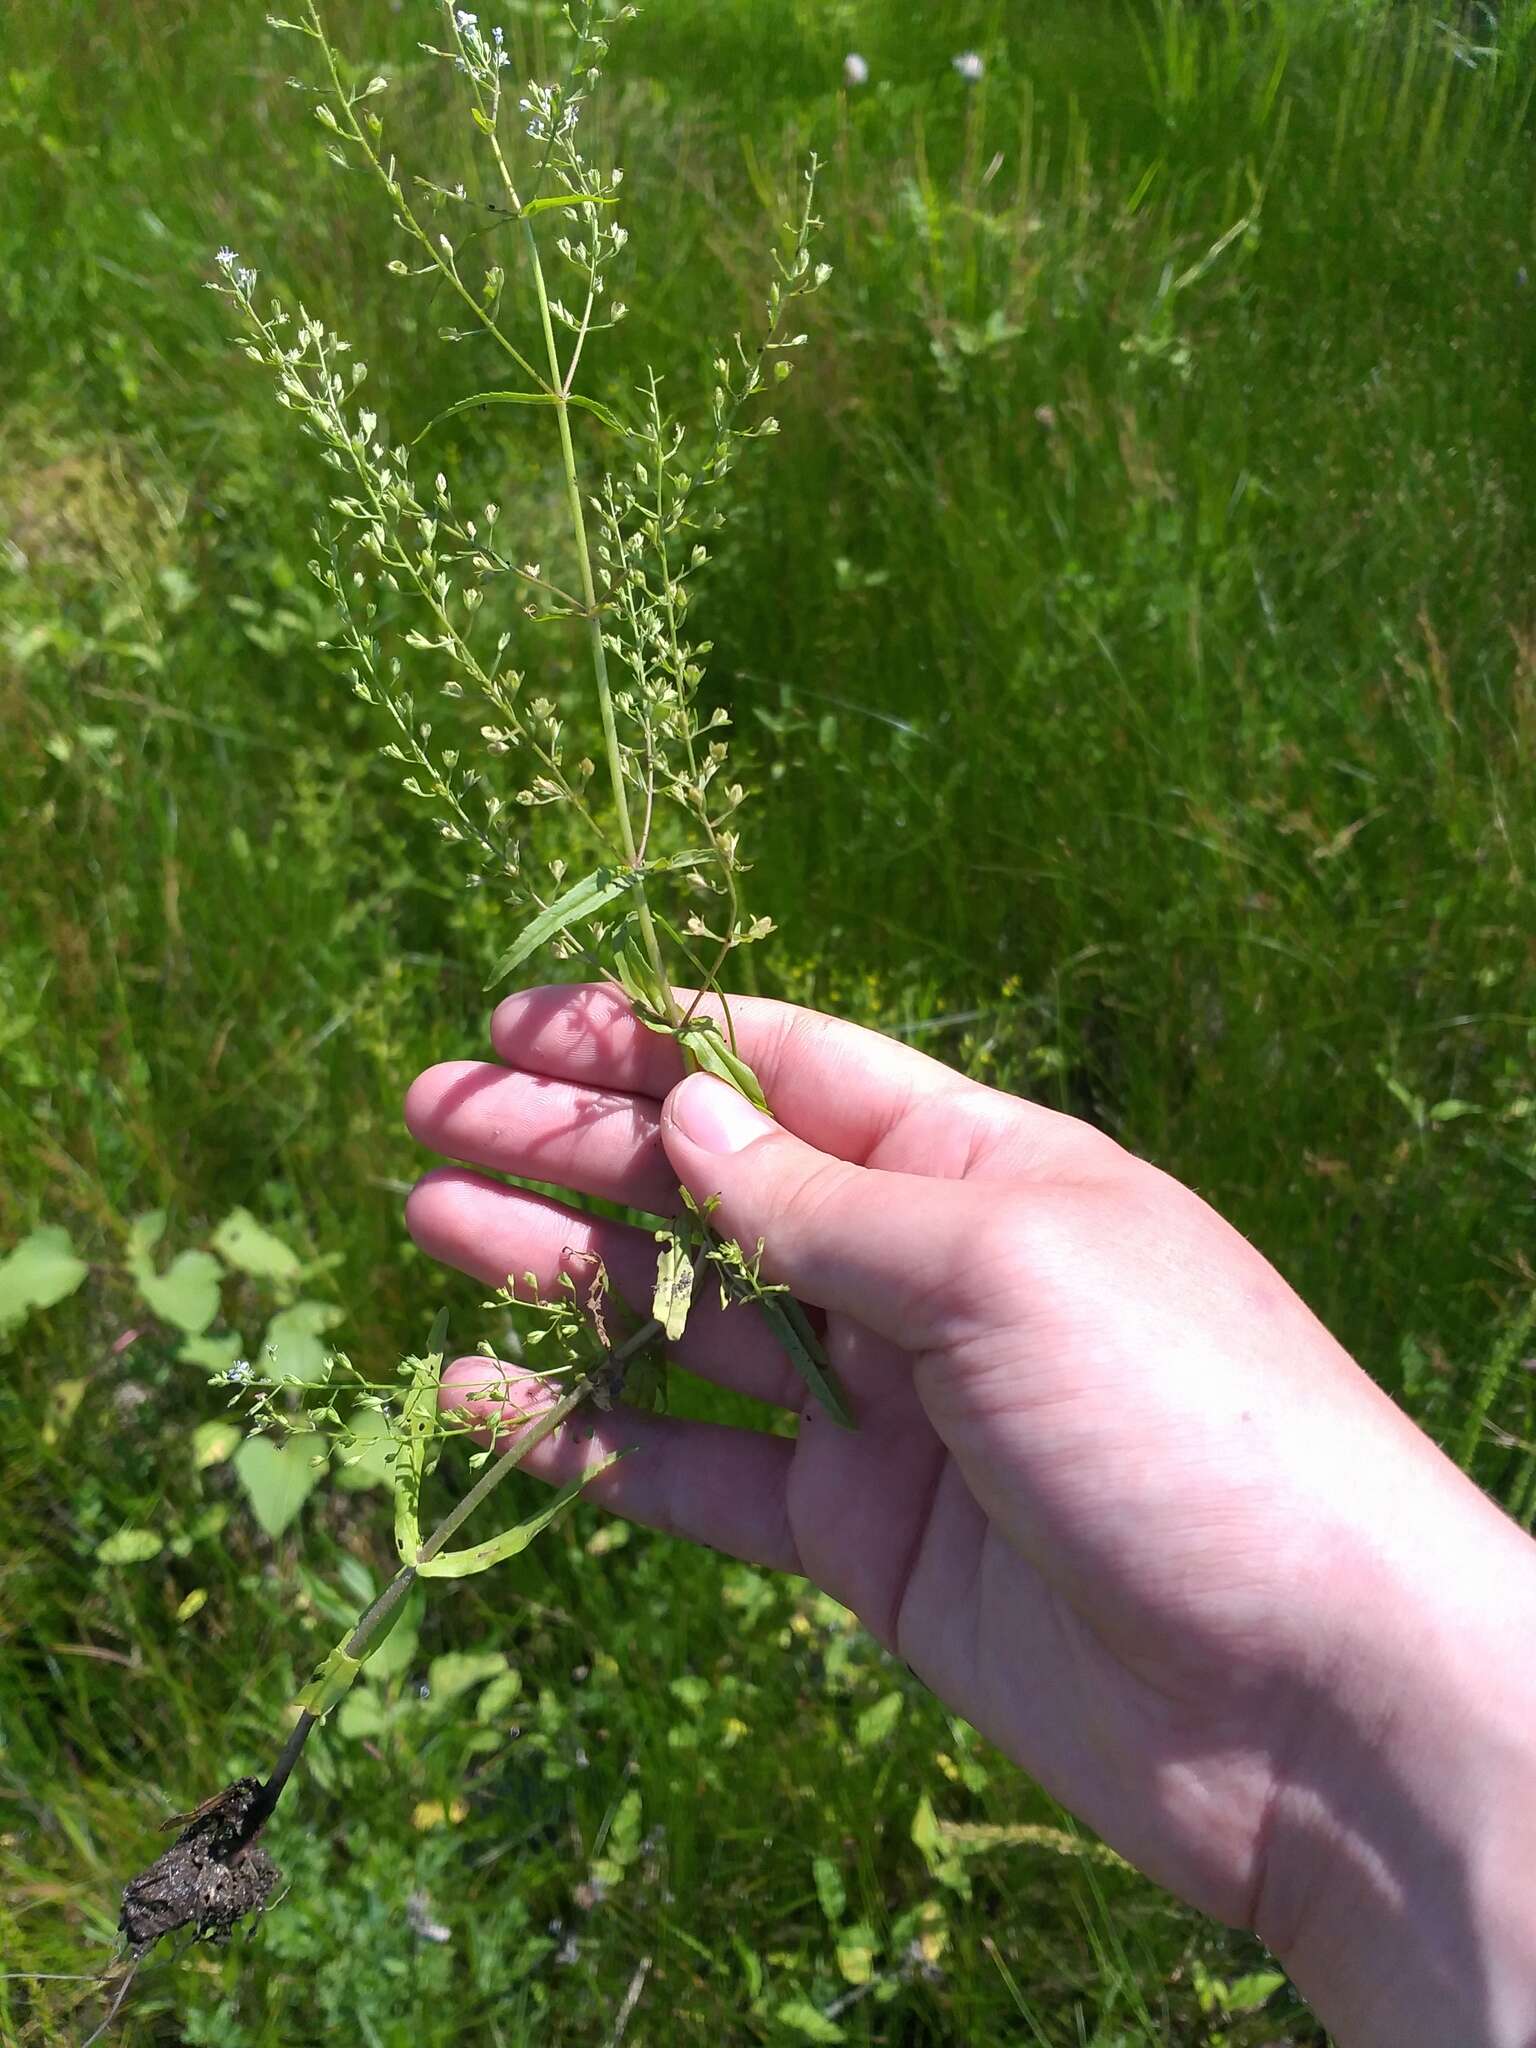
[490,983,981,1168]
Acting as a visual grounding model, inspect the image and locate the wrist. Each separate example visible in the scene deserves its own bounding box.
[1257,1460,1536,2047]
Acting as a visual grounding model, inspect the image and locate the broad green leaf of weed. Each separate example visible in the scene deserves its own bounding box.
[212,1206,304,1287]
[234,1432,326,1539]
[0,1225,89,1331]
[835,1924,878,1986]
[178,1331,244,1374]
[425,1650,509,1710]
[261,1298,344,1383]
[134,1248,224,1335]
[191,1418,240,1470]
[475,1668,523,1723]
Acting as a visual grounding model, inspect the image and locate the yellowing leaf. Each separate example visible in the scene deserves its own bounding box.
[191,1419,241,1470]
[412,1798,469,1831]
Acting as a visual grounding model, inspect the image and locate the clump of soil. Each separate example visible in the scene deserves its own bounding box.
[118,1776,280,1952]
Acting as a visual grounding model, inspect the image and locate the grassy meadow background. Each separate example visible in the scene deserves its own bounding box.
[3,0,1536,2039]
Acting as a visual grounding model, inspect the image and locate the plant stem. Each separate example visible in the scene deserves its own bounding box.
[521,217,680,1025]
[249,1318,666,1832]
[417,1374,591,1563]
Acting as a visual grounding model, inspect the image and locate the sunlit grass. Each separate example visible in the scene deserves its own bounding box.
[3,1,1533,2040]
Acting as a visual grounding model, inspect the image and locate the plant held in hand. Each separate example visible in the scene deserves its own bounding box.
[98,0,836,2024]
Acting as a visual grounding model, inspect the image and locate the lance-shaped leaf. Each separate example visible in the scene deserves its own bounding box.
[417,386,630,445]
[416,1452,624,1579]
[679,1016,771,1113]
[757,1288,855,1430]
[485,867,641,990]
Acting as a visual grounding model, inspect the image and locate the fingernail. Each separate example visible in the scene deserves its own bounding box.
[669,1072,777,1154]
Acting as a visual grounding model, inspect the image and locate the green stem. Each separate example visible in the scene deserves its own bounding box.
[521,217,679,1025]
[253,1318,667,1829]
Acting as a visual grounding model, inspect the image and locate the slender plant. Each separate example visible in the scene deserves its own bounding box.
[98,0,841,2013]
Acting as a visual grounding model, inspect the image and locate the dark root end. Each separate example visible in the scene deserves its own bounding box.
[117,1777,281,1953]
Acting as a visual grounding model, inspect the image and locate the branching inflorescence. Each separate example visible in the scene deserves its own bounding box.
[100,2,842,1995]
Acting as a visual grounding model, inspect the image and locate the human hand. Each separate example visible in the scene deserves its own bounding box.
[404,986,1536,2047]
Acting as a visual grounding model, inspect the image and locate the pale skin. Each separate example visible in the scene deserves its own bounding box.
[404,984,1536,2046]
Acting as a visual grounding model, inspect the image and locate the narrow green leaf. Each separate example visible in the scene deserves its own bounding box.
[519,191,618,220]
[417,386,629,446]
[611,936,671,1022]
[759,1288,855,1428]
[484,867,640,989]
[416,1452,624,1578]
[812,1854,846,1925]
[680,1019,771,1112]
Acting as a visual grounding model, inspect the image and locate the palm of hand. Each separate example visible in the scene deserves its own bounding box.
[404,985,1388,1928]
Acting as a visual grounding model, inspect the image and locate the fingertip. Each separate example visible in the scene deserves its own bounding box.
[664,1071,779,1158]
[402,1060,468,1144]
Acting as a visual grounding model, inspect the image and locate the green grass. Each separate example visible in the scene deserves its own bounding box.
[3,0,1534,2039]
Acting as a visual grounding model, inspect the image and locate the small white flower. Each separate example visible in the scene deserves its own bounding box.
[843,52,869,88]
[229,1358,253,1384]
[215,246,238,270]
[952,50,985,82]
[236,266,257,292]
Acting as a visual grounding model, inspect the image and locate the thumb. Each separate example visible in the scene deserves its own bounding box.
[660,1071,980,1352]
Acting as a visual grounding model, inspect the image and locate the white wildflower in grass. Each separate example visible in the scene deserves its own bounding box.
[843,52,869,88]
[952,50,985,82]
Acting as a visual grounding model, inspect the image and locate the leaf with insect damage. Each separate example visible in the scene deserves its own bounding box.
[651,1229,695,1343]
[417,1453,624,1577]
